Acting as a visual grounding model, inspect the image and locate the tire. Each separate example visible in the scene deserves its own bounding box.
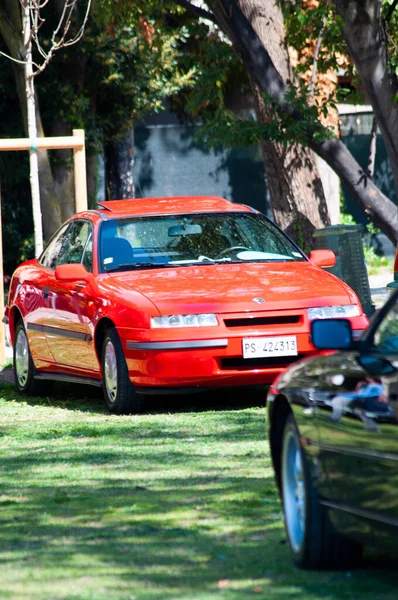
[281,414,362,569]
[101,326,144,415]
[13,321,53,396]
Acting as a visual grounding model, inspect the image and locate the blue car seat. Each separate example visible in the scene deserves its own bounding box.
[101,237,135,268]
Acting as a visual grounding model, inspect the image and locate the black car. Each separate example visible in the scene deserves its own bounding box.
[266,288,398,569]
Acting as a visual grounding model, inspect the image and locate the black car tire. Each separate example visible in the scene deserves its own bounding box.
[13,321,53,396]
[101,326,144,415]
[281,414,362,569]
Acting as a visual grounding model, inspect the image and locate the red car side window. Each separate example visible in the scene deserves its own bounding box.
[40,220,93,270]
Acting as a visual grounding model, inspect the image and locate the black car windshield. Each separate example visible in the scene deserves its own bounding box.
[99,212,306,273]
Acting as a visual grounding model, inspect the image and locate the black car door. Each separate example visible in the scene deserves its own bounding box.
[316,296,398,533]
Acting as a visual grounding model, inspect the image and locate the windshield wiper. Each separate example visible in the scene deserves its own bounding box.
[170,256,232,265]
[106,262,181,273]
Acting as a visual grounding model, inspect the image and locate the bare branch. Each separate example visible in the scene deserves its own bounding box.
[0,49,29,66]
[58,0,92,47]
[308,16,326,107]
[385,0,398,25]
[175,0,219,26]
[17,0,92,77]
[0,45,42,71]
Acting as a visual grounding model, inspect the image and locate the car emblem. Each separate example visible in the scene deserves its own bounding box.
[252,297,265,304]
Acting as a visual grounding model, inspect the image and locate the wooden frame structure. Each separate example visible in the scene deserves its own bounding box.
[0,128,88,365]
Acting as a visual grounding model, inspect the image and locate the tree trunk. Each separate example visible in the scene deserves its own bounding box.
[105,129,136,200]
[237,0,330,249]
[50,118,77,221]
[50,0,89,218]
[207,0,398,243]
[22,1,43,256]
[0,0,63,243]
[259,135,328,248]
[334,0,398,197]
[86,154,100,209]
[11,61,63,239]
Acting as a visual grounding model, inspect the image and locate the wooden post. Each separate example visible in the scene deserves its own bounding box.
[0,178,5,366]
[73,129,88,213]
[0,131,88,364]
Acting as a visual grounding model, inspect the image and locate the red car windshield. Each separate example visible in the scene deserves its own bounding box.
[99,212,306,272]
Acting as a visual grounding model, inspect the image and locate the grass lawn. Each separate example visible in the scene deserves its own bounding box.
[0,380,397,600]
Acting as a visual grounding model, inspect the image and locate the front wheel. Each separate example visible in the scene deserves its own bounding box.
[13,321,53,396]
[102,326,144,415]
[281,414,362,569]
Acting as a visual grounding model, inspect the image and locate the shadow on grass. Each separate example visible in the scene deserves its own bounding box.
[148,386,267,414]
[0,379,107,413]
[0,391,398,598]
[1,461,398,599]
[0,379,267,416]
[0,474,288,597]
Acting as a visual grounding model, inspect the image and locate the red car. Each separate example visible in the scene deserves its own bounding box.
[387,244,398,297]
[4,196,369,413]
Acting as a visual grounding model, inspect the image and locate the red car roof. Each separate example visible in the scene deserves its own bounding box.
[97,196,253,217]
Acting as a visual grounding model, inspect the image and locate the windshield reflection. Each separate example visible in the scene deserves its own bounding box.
[99,212,306,272]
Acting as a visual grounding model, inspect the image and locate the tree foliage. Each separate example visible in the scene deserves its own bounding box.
[175,0,398,242]
[40,6,196,154]
[281,0,398,106]
[185,0,397,160]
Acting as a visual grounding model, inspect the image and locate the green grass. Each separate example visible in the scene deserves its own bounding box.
[364,248,394,276]
[0,382,397,600]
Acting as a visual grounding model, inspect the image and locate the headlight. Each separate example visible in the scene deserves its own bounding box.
[307,305,360,320]
[151,313,218,328]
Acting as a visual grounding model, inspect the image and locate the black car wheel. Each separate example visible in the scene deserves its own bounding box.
[102,326,144,414]
[281,414,362,569]
[13,321,53,396]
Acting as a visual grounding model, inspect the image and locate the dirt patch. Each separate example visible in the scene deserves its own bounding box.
[368,266,393,289]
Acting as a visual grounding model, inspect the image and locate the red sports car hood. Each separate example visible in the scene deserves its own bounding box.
[109,261,360,314]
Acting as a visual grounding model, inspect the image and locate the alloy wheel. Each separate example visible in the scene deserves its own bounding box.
[15,327,29,388]
[104,339,118,403]
[282,428,306,553]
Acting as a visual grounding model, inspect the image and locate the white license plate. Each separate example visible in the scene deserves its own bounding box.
[242,335,298,359]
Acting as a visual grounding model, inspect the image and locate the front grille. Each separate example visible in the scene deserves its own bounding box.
[221,354,306,370]
[223,315,301,328]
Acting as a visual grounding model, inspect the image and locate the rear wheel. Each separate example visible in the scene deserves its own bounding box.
[102,326,144,414]
[13,321,53,396]
[281,414,362,569]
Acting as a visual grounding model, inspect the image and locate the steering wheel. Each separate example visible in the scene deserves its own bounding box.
[216,245,251,258]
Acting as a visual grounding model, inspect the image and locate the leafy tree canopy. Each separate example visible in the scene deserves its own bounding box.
[281,0,398,104]
[38,1,198,155]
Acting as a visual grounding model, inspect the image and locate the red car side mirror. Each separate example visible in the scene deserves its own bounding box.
[54,263,91,282]
[309,249,336,268]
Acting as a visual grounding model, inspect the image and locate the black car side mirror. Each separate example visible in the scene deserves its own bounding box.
[311,318,353,350]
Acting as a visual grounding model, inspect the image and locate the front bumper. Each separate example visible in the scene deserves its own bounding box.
[121,311,368,389]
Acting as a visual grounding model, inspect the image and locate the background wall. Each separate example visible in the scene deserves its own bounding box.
[133,121,272,218]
